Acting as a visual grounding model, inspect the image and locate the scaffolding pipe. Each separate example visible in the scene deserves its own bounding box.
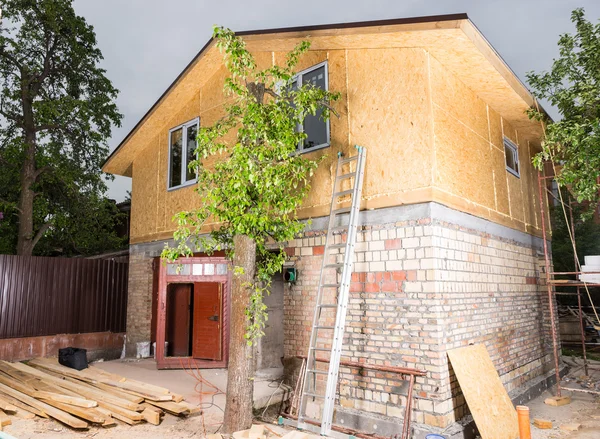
[538,171,562,397]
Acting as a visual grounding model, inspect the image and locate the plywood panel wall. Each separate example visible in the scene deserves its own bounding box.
[128,44,545,244]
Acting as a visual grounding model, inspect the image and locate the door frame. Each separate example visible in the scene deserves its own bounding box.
[156,256,231,369]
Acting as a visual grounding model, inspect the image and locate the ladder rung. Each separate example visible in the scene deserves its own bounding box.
[304,392,325,399]
[321,283,340,288]
[340,156,358,164]
[316,326,335,329]
[311,347,331,351]
[334,189,354,197]
[336,172,355,181]
[325,263,344,269]
[307,369,328,375]
[298,415,322,424]
[332,207,351,215]
[328,243,346,249]
[318,304,337,309]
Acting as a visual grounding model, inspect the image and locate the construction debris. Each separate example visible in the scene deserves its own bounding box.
[0,358,198,429]
[533,418,553,429]
[544,396,572,407]
[559,423,581,431]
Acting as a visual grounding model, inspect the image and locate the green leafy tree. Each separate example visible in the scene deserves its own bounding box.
[0,0,123,255]
[527,8,600,208]
[162,27,340,432]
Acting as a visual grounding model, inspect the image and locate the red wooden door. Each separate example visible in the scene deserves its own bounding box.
[165,283,192,357]
[192,282,222,361]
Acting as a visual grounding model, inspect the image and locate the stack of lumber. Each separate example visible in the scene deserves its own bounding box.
[0,358,199,430]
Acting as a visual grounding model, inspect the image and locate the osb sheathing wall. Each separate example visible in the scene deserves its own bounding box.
[126,31,547,244]
[427,55,544,235]
[130,47,438,243]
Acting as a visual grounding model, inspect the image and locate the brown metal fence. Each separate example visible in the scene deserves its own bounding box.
[0,255,128,339]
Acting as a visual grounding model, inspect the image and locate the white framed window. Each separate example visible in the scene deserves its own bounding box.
[503,137,520,178]
[168,117,199,190]
[290,61,330,153]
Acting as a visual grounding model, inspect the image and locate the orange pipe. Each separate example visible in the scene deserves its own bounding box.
[516,406,531,439]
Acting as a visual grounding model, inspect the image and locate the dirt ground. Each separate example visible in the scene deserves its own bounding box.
[2,358,600,438]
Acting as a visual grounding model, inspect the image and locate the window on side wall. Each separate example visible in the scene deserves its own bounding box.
[504,137,520,178]
[168,118,199,190]
[290,61,330,153]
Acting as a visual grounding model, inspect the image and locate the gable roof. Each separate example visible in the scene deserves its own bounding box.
[103,13,547,177]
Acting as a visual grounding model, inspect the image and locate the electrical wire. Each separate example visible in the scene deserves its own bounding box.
[179,358,226,435]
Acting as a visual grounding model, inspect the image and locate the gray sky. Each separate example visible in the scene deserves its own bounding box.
[72,0,600,202]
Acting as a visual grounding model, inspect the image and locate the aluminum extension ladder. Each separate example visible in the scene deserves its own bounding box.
[297,145,367,437]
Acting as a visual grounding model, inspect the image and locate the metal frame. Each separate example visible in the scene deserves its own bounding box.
[167,117,200,191]
[155,255,231,369]
[537,171,600,396]
[297,146,366,436]
[504,137,520,178]
[292,61,331,154]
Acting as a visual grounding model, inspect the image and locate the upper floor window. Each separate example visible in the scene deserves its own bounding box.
[291,61,330,152]
[504,137,520,178]
[168,118,199,189]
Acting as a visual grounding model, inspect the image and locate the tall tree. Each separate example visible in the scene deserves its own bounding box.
[162,27,339,432]
[527,8,600,209]
[0,0,122,255]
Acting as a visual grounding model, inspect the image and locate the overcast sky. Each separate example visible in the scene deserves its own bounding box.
[72,0,600,202]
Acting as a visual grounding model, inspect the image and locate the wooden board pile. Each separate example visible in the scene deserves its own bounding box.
[0,358,199,430]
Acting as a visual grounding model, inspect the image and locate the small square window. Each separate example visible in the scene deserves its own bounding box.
[504,137,520,178]
[168,118,199,189]
[290,61,330,153]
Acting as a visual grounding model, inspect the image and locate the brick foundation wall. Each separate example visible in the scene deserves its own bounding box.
[283,203,555,432]
[125,249,158,356]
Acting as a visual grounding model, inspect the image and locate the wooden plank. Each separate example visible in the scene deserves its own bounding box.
[96,401,144,422]
[90,382,144,403]
[43,400,105,424]
[87,365,171,394]
[27,359,97,384]
[142,407,160,425]
[0,410,10,427]
[447,344,518,439]
[0,398,16,414]
[0,390,47,418]
[139,403,164,415]
[96,406,140,426]
[0,382,88,429]
[96,379,172,401]
[10,362,142,411]
[146,400,190,415]
[171,393,184,403]
[34,391,97,408]
[31,359,170,400]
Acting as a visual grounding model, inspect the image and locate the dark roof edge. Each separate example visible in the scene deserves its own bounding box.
[103,13,469,170]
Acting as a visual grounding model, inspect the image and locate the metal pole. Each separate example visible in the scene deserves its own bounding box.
[568,198,589,376]
[538,171,562,396]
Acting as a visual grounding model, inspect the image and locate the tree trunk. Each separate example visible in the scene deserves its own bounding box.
[222,234,257,434]
[16,96,37,256]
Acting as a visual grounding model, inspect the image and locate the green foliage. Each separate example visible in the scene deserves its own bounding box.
[527,8,600,209]
[0,0,124,255]
[162,27,340,342]
[550,189,600,274]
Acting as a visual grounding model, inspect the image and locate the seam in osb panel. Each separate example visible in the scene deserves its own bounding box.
[426,51,436,187]
[432,101,499,152]
[486,104,498,212]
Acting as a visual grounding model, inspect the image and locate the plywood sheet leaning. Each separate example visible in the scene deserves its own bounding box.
[447,344,518,439]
